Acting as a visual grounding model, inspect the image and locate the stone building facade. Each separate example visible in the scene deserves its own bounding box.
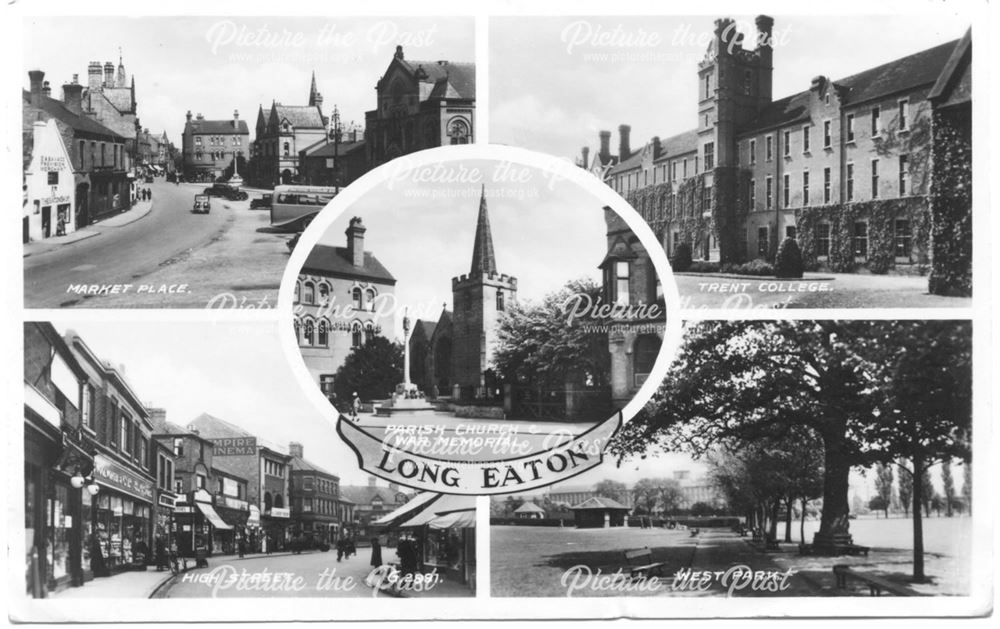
[181,110,250,182]
[587,16,971,286]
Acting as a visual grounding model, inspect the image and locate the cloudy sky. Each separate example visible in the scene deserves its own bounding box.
[23,16,473,142]
[490,13,972,159]
[53,320,374,486]
[314,159,610,337]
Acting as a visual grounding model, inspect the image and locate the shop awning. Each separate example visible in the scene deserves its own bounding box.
[426,509,476,530]
[196,501,233,530]
[384,493,477,529]
[372,492,441,528]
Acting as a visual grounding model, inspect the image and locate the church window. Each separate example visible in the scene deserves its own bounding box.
[496,290,505,311]
[447,118,471,145]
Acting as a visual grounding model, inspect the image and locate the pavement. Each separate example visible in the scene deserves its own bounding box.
[675,271,972,309]
[22,200,153,258]
[153,548,474,598]
[47,566,174,599]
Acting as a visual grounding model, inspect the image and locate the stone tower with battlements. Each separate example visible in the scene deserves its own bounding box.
[450,187,517,397]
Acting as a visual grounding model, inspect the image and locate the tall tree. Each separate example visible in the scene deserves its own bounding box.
[631,478,682,515]
[332,336,404,403]
[962,462,972,515]
[941,461,956,517]
[612,321,884,552]
[594,479,630,505]
[874,463,894,518]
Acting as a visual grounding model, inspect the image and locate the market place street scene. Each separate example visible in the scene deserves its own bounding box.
[21,16,474,308]
[491,320,973,598]
[21,322,476,601]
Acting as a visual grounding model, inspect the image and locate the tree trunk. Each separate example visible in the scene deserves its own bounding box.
[799,498,808,545]
[768,500,780,541]
[784,496,793,543]
[912,457,926,582]
[814,429,853,551]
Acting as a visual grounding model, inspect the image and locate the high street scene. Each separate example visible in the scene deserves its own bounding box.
[21,321,476,604]
[21,16,475,308]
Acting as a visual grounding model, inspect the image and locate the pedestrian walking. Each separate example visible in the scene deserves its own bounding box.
[155,536,168,571]
[336,538,345,562]
[351,392,361,422]
[238,535,246,559]
[370,536,383,567]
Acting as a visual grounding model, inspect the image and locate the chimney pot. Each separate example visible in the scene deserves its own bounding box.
[618,124,632,161]
[346,217,367,267]
[598,130,611,161]
[581,146,590,168]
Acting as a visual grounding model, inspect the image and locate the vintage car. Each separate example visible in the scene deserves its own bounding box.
[192,194,211,214]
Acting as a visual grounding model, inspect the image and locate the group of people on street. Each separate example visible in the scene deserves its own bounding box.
[336,536,357,561]
[138,187,153,202]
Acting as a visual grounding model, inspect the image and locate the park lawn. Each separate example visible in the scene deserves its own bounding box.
[491,525,698,597]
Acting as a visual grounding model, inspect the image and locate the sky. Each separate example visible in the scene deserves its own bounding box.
[314,159,610,338]
[489,13,973,160]
[23,16,474,143]
[53,320,374,486]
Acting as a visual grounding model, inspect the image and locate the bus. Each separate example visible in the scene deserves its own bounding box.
[270,185,338,227]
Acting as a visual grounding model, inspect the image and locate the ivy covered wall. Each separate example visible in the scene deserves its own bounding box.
[928,105,973,296]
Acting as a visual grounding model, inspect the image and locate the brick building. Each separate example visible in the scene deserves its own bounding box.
[181,110,250,182]
[81,54,139,168]
[294,217,396,399]
[340,478,411,539]
[23,70,132,230]
[287,442,351,544]
[365,45,476,169]
[586,17,972,289]
[250,74,329,186]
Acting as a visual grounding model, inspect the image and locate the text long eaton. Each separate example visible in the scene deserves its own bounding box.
[374,446,594,489]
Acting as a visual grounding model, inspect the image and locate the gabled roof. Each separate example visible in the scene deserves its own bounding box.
[24,90,124,141]
[289,455,339,479]
[412,319,437,341]
[514,502,546,513]
[272,104,325,129]
[97,87,134,114]
[185,118,249,135]
[742,37,962,135]
[186,412,252,439]
[570,496,631,510]
[301,244,396,284]
[928,29,971,108]
[401,59,476,100]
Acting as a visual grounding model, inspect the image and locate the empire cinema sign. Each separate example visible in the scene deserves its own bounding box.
[212,436,257,456]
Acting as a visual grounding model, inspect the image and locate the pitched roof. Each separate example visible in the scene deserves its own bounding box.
[606,128,699,176]
[570,496,631,510]
[23,90,124,141]
[289,455,339,479]
[185,118,249,135]
[301,243,396,284]
[340,484,406,506]
[273,104,325,129]
[928,29,971,107]
[514,502,546,513]
[402,59,476,100]
[302,139,366,157]
[186,412,252,439]
[743,37,961,134]
[469,187,497,275]
[412,319,438,341]
[98,87,133,114]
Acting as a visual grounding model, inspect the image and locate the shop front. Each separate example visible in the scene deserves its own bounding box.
[261,507,291,552]
[90,454,155,574]
[214,495,250,555]
[154,490,177,566]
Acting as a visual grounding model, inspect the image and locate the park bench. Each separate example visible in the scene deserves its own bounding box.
[623,548,667,579]
[833,564,913,596]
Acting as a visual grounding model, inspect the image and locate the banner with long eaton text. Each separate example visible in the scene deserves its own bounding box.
[336,411,623,495]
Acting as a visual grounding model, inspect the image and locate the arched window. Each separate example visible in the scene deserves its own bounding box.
[274,494,284,509]
[352,287,363,309]
[295,280,302,303]
[293,318,301,344]
[633,334,661,388]
[303,318,315,346]
[351,322,363,348]
[318,319,329,346]
[447,118,471,145]
[318,283,330,301]
[283,142,290,156]
[365,288,376,311]
[496,290,505,311]
[303,281,315,304]
[264,492,273,511]
[364,321,375,343]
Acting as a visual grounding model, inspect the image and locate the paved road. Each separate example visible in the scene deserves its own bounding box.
[154,549,472,598]
[24,181,230,307]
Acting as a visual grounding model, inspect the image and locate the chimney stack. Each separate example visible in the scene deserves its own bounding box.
[196,113,204,121]
[186,110,193,123]
[88,62,103,90]
[755,15,775,103]
[288,442,304,459]
[63,75,84,114]
[233,109,240,127]
[28,70,45,106]
[346,217,366,267]
[581,146,590,168]
[598,130,611,162]
[652,136,662,159]
[618,124,631,161]
[103,61,115,88]
[394,45,404,60]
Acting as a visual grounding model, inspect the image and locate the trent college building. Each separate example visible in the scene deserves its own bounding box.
[586,16,972,296]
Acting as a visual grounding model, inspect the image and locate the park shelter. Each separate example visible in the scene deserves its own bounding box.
[570,496,631,528]
[514,502,546,519]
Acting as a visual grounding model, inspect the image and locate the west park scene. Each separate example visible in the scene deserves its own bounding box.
[491,320,973,597]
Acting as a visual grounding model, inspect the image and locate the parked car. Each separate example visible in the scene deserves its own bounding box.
[250,193,273,210]
[192,194,211,214]
[203,183,248,201]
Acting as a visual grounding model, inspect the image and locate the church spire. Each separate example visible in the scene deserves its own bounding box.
[469,185,497,275]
